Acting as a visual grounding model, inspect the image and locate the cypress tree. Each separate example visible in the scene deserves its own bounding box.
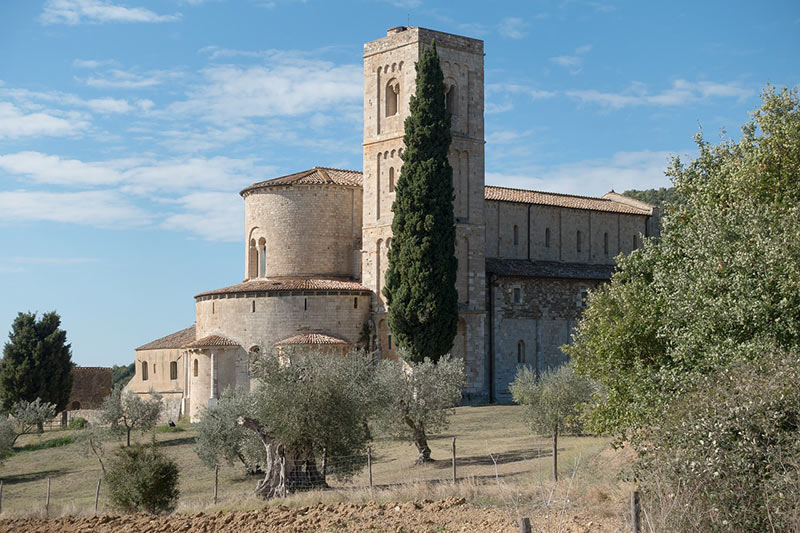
[383,43,458,364]
[0,311,73,412]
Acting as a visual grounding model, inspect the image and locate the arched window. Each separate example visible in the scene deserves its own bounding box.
[71,401,81,410]
[545,228,551,248]
[445,84,456,113]
[389,167,395,192]
[258,237,266,278]
[193,359,198,377]
[604,232,609,255]
[141,361,148,381]
[577,231,582,253]
[386,80,399,116]
[513,225,519,246]
[248,239,258,279]
[517,341,525,364]
[170,361,178,380]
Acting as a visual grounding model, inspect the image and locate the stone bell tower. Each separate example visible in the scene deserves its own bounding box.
[361,26,487,401]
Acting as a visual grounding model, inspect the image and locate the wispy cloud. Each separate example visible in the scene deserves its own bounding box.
[567,79,752,108]
[0,190,150,227]
[0,152,121,186]
[487,150,678,197]
[497,17,528,39]
[486,129,535,144]
[488,84,556,100]
[0,102,88,139]
[41,0,180,25]
[82,68,176,89]
[550,44,592,74]
[161,192,242,241]
[72,59,116,69]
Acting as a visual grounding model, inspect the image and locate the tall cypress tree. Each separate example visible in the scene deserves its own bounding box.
[0,311,73,412]
[383,43,458,364]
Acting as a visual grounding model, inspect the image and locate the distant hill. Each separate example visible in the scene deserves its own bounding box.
[622,187,682,209]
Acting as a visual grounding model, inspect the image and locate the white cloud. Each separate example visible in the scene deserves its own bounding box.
[72,59,115,69]
[498,17,528,39]
[487,150,677,197]
[550,44,592,74]
[488,84,556,100]
[486,129,534,144]
[0,190,149,226]
[567,79,752,108]
[41,0,180,25]
[0,152,121,186]
[0,102,88,139]
[162,192,242,241]
[170,60,362,123]
[83,69,171,89]
[85,97,132,114]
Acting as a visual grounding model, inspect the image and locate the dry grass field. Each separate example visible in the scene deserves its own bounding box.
[0,405,634,531]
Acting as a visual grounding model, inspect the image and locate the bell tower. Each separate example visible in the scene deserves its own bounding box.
[362,27,487,401]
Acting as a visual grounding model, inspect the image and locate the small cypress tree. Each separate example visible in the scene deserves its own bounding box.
[0,311,73,413]
[383,43,458,363]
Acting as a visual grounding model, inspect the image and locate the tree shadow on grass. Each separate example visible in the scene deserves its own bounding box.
[429,447,554,469]
[152,436,196,448]
[0,469,65,486]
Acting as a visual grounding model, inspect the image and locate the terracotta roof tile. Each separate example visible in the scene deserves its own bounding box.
[484,185,654,215]
[241,167,363,196]
[185,335,240,348]
[195,279,370,298]
[274,333,350,346]
[136,325,196,351]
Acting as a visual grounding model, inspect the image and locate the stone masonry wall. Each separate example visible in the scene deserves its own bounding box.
[67,367,112,410]
[489,276,604,402]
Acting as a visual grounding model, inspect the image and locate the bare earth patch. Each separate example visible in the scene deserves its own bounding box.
[0,498,617,532]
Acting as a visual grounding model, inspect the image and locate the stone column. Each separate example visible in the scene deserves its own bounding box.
[210,351,216,399]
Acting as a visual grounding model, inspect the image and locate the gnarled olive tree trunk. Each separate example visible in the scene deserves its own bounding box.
[404,415,432,464]
[237,416,328,498]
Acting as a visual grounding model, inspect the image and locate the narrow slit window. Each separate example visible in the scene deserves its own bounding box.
[604,232,609,255]
[387,334,392,350]
[577,231,582,253]
[252,300,255,313]
[304,298,308,311]
[389,167,395,192]
[517,341,525,364]
[193,359,198,377]
[354,297,358,309]
[545,228,551,248]
[633,234,638,249]
[513,225,519,246]
[513,287,521,304]
[141,361,148,381]
[170,361,178,380]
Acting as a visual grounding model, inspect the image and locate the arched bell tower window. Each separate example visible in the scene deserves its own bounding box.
[386,79,399,117]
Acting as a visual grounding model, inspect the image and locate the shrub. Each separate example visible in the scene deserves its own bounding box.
[636,350,800,532]
[67,417,88,430]
[105,443,180,514]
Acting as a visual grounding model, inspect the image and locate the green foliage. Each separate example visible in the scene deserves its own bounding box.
[111,363,135,389]
[0,417,15,462]
[384,43,458,364]
[67,416,88,430]
[373,354,465,441]
[0,311,73,411]
[637,350,800,532]
[567,86,800,438]
[510,365,593,436]
[105,443,180,514]
[13,434,74,453]
[195,386,263,473]
[101,386,163,446]
[622,187,682,209]
[246,349,376,479]
[11,398,57,442]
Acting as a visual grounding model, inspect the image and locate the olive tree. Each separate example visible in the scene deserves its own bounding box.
[510,365,593,481]
[373,354,465,464]
[0,417,15,461]
[10,398,56,443]
[101,386,163,447]
[197,349,377,499]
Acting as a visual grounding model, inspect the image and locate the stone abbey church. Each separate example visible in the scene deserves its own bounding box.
[126,27,659,421]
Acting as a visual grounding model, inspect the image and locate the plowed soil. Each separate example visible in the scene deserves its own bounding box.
[0,498,611,532]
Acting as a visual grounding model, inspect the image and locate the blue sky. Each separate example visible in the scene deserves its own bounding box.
[0,0,798,367]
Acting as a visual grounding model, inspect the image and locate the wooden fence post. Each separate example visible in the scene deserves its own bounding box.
[631,490,641,533]
[213,464,219,505]
[367,447,373,489]
[94,478,101,514]
[519,517,532,533]
[451,437,457,483]
[45,477,51,517]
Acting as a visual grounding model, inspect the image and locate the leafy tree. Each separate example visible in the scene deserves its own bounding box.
[622,187,682,209]
[101,386,163,447]
[105,443,179,514]
[384,43,458,364]
[566,86,800,439]
[0,311,73,413]
[374,354,464,463]
[510,366,593,481]
[111,363,135,389]
[226,349,377,498]
[0,417,15,462]
[10,398,56,443]
[195,387,264,475]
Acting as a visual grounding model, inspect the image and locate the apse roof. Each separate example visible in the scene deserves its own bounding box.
[240,167,363,196]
